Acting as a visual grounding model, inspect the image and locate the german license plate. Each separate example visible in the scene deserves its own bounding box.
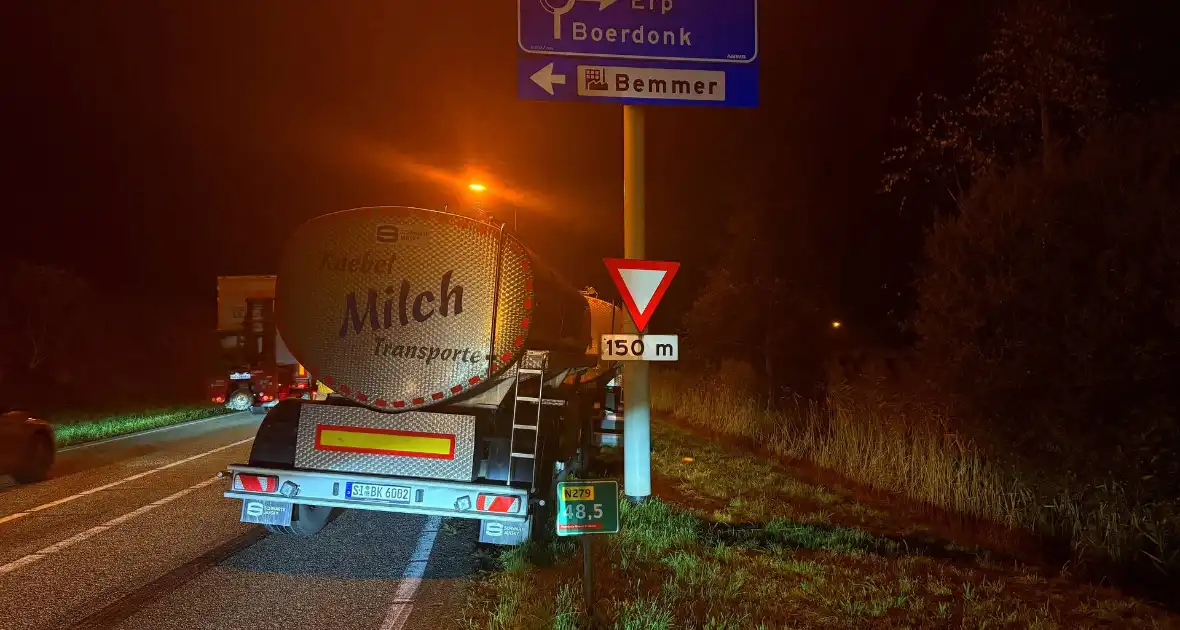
[346,482,412,503]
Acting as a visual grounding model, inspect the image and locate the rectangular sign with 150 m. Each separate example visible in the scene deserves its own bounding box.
[600,334,679,361]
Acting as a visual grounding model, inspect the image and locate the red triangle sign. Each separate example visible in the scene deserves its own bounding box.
[603,258,680,332]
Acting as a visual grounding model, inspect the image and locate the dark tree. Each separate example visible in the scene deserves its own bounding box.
[882,0,1107,212]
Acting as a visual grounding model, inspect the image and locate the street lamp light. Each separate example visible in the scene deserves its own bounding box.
[831,321,843,329]
[466,182,517,232]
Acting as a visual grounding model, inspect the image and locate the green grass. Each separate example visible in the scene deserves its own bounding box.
[461,420,1177,629]
[51,405,233,447]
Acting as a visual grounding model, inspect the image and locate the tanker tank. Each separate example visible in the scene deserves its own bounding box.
[276,206,597,413]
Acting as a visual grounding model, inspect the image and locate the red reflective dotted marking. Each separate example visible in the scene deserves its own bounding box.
[375,399,388,408]
[339,384,351,395]
[523,298,532,310]
[431,392,444,401]
[393,400,406,409]
[412,397,425,405]
[520,318,530,330]
[469,376,482,385]
[356,393,368,402]
[514,336,523,348]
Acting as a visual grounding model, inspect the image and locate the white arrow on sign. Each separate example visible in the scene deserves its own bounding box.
[546,0,619,39]
[530,62,567,96]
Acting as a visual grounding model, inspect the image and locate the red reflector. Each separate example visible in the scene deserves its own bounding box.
[234,474,279,493]
[260,395,272,402]
[476,494,520,514]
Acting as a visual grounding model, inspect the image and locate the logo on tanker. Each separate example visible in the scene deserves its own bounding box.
[375,224,428,244]
[338,271,485,366]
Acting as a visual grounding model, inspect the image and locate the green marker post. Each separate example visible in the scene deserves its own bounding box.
[556,480,620,618]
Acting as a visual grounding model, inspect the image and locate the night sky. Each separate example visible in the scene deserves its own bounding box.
[2,1,980,336]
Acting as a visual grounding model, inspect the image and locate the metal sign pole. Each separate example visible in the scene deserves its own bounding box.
[582,535,594,617]
[622,104,651,502]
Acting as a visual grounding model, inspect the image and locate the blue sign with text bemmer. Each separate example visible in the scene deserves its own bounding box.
[517,0,758,108]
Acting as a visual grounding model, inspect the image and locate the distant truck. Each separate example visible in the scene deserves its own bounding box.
[208,276,315,414]
[223,206,624,544]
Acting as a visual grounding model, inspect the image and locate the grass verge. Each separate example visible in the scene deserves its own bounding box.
[462,421,1175,629]
[650,366,1180,587]
[51,405,233,447]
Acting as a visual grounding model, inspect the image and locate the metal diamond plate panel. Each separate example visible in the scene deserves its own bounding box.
[490,236,533,376]
[580,295,625,383]
[294,403,476,481]
[276,207,534,411]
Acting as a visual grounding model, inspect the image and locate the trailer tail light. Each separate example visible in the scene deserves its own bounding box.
[213,396,225,403]
[260,395,273,402]
[294,381,307,389]
[476,494,521,514]
[278,391,289,401]
[233,473,279,493]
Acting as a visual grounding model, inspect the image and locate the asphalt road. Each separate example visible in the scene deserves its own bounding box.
[0,412,481,630]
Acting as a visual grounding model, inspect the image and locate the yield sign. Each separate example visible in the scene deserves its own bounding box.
[603,259,680,332]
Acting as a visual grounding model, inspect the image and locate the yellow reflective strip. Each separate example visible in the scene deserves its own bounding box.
[319,429,452,456]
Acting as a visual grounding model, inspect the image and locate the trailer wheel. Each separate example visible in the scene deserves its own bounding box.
[528,446,561,544]
[264,503,338,537]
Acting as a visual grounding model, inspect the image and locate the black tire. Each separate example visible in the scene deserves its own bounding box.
[13,431,54,484]
[264,503,337,537]
[248,400,343,537]
[529,491,556,544]
[528,443,560,544]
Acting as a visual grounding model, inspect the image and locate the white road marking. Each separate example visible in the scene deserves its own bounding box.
[0,437,254,526]
[0,475,224,575]
[379,516,443,630]
[58,411,248,452]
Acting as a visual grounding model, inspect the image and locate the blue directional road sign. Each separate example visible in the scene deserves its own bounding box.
[519,55,758,107]
[517,0,758,108]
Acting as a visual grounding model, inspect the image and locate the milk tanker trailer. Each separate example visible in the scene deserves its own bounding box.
[223,206,625,544]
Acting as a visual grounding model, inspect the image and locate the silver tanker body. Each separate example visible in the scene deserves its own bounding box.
[224,207,623,544]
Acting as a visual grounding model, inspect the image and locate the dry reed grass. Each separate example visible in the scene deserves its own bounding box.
[650,361,1180,580]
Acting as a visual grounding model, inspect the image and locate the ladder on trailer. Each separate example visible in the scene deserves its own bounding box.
[507,350,551,490]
